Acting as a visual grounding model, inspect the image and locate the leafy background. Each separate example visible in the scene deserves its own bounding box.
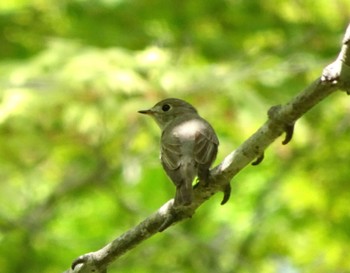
[1,1,350,272]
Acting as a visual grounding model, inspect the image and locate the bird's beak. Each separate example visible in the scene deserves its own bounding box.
[138,109,153,115]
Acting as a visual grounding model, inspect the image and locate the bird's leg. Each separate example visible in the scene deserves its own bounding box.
[196,168,211,187]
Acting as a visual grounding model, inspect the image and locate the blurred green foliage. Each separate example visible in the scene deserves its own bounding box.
[1,1,350,272]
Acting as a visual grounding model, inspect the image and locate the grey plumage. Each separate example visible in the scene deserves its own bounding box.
[138,98,219,206]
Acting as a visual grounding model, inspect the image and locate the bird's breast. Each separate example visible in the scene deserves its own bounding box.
[171,119,205,141]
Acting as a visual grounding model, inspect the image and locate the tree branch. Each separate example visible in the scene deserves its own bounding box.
[64,23,350,273]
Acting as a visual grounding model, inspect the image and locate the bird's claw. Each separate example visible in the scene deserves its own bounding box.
[71,255,88,270]
[220,183,231,205]
[268,105,296,145]
[282,123,295,145]
[252,153,264,166]
[71,253,101,272]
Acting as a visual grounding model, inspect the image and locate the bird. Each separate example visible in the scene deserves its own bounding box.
[138,98,221,206]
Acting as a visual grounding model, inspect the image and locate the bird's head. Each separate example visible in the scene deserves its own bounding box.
[138,98,198,130]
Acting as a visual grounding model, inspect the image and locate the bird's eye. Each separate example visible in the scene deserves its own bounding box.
[162,104,171,112]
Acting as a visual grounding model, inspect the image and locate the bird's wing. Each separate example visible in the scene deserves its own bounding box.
[161,138,182,170]
[194,128,219,166]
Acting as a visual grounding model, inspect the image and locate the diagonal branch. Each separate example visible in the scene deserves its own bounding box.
[64,22,350,273]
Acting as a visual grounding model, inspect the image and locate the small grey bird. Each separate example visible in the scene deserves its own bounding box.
[138,98,220,206]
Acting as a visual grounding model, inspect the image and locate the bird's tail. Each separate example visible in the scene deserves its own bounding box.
[173,162,196,206]
[175,180,193,206]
